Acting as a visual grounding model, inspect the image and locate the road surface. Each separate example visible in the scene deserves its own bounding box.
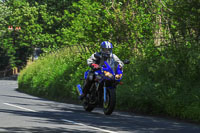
[0,80,199,133]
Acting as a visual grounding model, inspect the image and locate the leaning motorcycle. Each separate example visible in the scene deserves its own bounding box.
[77,54,129,115]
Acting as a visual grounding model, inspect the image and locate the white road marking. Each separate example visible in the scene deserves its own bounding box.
[3,103,37,112]
[3,103,117,132]
[61,119,118,133]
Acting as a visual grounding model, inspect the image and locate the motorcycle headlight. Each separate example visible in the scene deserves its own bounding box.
[104,71,113,78]
[115,74,122,80]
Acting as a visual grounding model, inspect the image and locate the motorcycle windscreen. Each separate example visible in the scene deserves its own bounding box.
[104,58,120,74]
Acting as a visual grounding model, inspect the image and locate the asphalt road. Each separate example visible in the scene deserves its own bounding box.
[0,80,200,133]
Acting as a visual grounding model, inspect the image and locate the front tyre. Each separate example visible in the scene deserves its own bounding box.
[103,88,116,115]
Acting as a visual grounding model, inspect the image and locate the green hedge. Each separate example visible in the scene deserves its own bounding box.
[18,48,87,102]
[18,47,200,122]
[117,46,200,122]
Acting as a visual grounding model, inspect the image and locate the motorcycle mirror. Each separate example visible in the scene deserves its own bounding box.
[123,59,130,64]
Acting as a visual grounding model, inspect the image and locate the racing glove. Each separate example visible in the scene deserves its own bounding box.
[91,64,100,69]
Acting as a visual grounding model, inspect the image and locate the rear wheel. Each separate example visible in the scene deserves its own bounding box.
[83,97,95,112]
[103,88,116,115]
[83,83,96,112]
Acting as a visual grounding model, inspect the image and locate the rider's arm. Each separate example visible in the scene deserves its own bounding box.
[113,54,124,68]
[87,53,97,67]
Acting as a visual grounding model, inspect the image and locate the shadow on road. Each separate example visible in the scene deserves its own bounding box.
[0,81,199,133]
[0,75,18,81]
[0,103,199,133]
[1,127,94,133]
[0,94,50,102]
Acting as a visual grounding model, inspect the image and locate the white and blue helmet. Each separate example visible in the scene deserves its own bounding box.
[100,41,113,55]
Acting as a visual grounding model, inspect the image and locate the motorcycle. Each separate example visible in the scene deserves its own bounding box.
[77,53,130,115]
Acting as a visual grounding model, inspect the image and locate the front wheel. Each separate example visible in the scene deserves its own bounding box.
[103,88,116,115]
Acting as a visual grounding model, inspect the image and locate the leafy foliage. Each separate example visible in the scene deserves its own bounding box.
[0,1,11,69]
[3,0,200,122]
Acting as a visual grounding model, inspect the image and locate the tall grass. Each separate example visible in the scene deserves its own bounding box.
[116,49,200,122]
[18,47,200,122]
[18,47,87,102]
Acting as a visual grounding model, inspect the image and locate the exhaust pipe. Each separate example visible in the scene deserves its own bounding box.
[77,84,83,95]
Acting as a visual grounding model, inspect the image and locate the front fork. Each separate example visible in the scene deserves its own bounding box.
[104,82,106,103]
[103,81,117,103]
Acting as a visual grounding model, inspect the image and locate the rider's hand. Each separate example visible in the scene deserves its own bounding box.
[91,64,99,69]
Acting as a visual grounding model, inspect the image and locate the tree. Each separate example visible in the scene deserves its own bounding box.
[0,1,11,70]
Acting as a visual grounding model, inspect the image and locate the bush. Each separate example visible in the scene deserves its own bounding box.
[18,0,200,123]
[18,47,88,102]
[116,46,200,122]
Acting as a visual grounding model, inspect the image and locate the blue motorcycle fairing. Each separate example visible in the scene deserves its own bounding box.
[84,61,123,81]
[84,70,90,79]
[103,61,115,75]
[115,64,123,81]
[77,84,83,95]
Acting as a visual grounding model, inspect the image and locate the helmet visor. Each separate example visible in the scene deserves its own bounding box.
[102,48,112,54]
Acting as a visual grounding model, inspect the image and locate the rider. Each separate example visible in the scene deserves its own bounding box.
[79,41,124,100]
